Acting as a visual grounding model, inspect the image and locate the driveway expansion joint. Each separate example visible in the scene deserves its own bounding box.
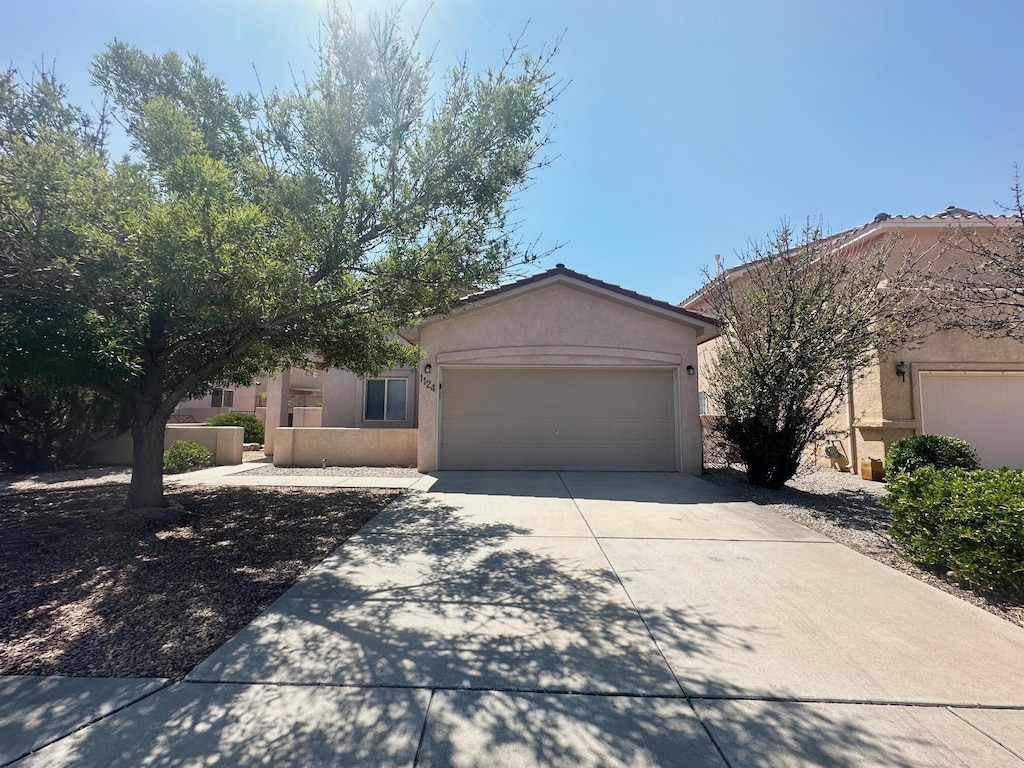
[593,536,839,543]
[0,679,173,768]
[179,677,1024,712]
[947,706,1024,762]
[411,689,436,768]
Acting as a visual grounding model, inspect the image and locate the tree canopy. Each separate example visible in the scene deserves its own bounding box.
[0,8,559,508]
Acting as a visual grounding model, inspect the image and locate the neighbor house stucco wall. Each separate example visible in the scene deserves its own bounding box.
[414,281,704,473]
[849,330,1024,463]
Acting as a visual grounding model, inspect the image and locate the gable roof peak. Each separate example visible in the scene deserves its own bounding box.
[450,263,719,333]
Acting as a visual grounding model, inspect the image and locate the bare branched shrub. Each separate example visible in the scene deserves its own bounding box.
[699,221,921,489]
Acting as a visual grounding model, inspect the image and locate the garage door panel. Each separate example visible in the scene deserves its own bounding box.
[919,372,1024,470]
[439,368,677,471]
[642,420,677,443]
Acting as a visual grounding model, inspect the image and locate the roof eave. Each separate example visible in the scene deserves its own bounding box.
[406,269,720,343]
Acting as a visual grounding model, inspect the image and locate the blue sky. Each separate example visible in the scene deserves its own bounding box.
[5,0,1023,301]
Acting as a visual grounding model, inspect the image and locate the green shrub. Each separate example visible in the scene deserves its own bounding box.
[885,434,980,476]
[882,467,1024,594]
[0,383,125,473]
[163,440,213,474]
[206,411,264,443]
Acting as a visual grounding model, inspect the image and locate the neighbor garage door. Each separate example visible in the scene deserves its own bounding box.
[919,371,1024,469]
[439,368,677,470]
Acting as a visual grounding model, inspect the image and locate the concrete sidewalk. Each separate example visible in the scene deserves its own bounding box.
[165,459,423,489]
[5,471,1024,766]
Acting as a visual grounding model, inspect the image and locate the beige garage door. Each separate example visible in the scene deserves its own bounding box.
[919,371,1024,469]
[439,368,677,470]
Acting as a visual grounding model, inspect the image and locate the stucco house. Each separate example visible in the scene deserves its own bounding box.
[172,365,325,426]
[172,382,261,423]
[682,207,1024,471]
[266,265,718,473]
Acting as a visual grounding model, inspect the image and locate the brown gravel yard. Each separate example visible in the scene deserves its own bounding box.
[702,466,1024,629]
[0,480,398,679]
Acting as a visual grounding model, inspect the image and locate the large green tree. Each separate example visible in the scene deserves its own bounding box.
[0,9,558,509]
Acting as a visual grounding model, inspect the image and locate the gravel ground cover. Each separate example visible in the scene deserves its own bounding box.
[238,452,421,477]
[701,466,1023,628]
[237,464,422,478]
[0,483,399,678]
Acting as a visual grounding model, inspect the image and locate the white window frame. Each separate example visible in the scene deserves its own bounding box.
[364,378,408,422]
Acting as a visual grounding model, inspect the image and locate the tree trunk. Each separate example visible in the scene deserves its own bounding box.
[126,409,169,510]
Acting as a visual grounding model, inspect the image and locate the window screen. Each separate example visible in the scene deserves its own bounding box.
[364,378,408,421]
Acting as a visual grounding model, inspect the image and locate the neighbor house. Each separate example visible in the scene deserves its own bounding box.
[172,364,325,426]
[171,382,261,423]
[265,265,719,473]
[682,207,1024,471]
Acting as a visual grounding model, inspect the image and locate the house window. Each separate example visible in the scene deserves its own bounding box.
[211,388,234,408]
[364,379,407,421]
[698,391,708,416]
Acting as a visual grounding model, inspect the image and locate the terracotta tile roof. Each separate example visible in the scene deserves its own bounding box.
[874,205,986,222]
[460,263,719,327]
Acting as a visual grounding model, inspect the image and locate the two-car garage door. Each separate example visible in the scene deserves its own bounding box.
[439,368,677,471]
[919,371,1024,469]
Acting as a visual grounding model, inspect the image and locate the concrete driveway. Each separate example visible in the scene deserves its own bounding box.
[8,471,1024,767]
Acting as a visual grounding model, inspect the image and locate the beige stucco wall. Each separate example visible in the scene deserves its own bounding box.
[694,335,721,411]
[291,407,323,427]
[263,368,290,455]
[321,368,418,429]
[272,427,418,467]
[321,369,359,426]
[414,281,704,474]
[91,425,244,466]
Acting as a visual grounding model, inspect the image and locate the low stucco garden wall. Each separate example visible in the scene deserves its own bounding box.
[91,425,244,466]
[272,427,417,467]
